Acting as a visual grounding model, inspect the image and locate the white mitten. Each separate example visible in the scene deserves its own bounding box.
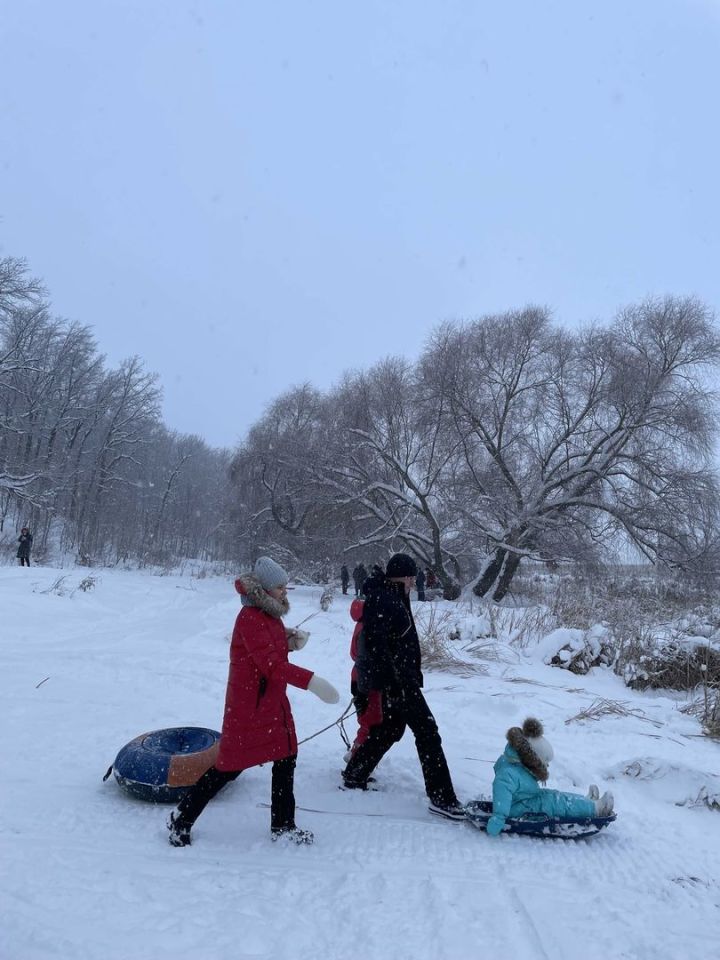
[307,675,340,704]
[287,629,310,651]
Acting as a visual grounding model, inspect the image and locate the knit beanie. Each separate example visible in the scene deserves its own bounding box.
[385,553,418,578]
[253,556,289,590]
[523,718,554,766]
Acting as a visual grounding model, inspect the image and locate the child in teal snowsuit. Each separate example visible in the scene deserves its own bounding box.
[487,717,614,836]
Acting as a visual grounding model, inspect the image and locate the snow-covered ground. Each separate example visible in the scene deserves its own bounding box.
[2,565,718,960]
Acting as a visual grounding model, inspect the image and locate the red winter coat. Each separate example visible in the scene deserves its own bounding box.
[347,598,383,753]
[215,575,313,771]
[349,598,365,683]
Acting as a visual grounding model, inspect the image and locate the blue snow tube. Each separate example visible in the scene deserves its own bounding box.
[108,727,221,803]
[464,799,616,839]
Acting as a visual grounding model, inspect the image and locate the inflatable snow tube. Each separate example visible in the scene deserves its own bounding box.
[110,727,221,803]
[464,799,616,839]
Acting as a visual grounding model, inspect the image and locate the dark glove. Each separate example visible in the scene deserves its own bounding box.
[352,693,369,716]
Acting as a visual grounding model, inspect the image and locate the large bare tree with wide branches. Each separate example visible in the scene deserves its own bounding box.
[420,298,720,599]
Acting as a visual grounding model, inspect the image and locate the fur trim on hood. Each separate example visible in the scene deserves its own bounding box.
[234,573,290,619]
[506,717,549,782]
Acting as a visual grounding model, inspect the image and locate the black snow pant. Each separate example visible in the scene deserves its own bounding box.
[174,755,297,832]
[19,557,30,566]
[343,685,458,807]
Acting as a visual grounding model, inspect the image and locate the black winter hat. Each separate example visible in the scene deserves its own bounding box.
[385,553,418,578]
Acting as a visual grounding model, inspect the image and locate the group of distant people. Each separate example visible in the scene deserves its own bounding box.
[165,551,614,849]
[340,561,438,600]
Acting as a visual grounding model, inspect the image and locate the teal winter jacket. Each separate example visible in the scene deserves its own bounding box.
[487,744,595,836]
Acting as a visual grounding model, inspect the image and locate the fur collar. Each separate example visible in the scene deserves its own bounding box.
[235,573,289,619]
[506,718,549,782]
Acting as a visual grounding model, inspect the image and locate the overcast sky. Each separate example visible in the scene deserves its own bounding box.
[1,1,719,448]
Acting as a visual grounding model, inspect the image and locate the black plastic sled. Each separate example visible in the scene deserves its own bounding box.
[465,799,616,840]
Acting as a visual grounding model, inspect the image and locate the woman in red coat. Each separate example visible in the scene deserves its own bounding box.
[167,556,339,847]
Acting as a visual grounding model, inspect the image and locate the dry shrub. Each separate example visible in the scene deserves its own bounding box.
[679,786,720,811]
[617,635,720,691]
[497,606,556,650]
[416,605,486,676]
[511,564,716,629]
[706,698,720,739]
[38,576,69,596]
[680,687,720,740]
[508,565,720,694]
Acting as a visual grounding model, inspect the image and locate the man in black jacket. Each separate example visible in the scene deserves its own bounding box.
[342,553,465,820]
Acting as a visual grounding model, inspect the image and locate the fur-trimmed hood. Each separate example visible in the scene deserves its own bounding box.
[234,573,289,619]
[505,717,549,782]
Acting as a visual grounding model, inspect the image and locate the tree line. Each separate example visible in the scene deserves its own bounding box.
[0,256,235,566]
[4,253,719,596]
[231,298,720,599]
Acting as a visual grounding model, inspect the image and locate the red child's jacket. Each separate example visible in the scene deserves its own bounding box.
[348,599,383,751]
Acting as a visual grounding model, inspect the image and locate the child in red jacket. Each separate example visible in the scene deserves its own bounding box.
[344,598,383,762]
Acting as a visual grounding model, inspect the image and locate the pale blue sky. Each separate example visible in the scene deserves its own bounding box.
[1,1,719,447]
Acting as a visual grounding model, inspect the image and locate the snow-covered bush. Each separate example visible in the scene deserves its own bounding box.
[507,567,720,692]
[615,631,720,691]
[536,624,616,674]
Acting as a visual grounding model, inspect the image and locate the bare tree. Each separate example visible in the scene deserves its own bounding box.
[229,364,471,595]
[0,257,44,318]
[422,299,720,599]
[0,256,236,566]
[229,384,355,575]
[318,360,466,596]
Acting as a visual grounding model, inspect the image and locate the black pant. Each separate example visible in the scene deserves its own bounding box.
[19,557,30,566]
[175,755,297,831]
[343,686,457,807]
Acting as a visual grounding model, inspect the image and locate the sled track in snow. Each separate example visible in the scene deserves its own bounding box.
[274,805,720,960]
[3,806,718,960]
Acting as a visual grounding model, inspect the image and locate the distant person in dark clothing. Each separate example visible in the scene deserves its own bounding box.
[415,567,426,601]
[340,564,350,595]
[17,528,33,567]
[342,553,465,820]
[352,563,367,597]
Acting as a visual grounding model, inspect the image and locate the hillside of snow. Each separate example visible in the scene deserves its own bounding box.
[2,565,718,960]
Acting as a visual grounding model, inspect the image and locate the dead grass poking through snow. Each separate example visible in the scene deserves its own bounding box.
[565,697,663,727]
[416,604,487,676]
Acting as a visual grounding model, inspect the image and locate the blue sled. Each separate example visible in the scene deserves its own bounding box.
[465,799,616,839]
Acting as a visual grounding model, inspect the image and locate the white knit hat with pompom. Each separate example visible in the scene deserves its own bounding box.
[522,717,554,766]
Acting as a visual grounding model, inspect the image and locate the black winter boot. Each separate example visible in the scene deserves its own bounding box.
[271,826,314,845]
[167,810,192,847]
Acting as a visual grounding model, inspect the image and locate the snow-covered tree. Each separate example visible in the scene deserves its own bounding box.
[421,298,720,599]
